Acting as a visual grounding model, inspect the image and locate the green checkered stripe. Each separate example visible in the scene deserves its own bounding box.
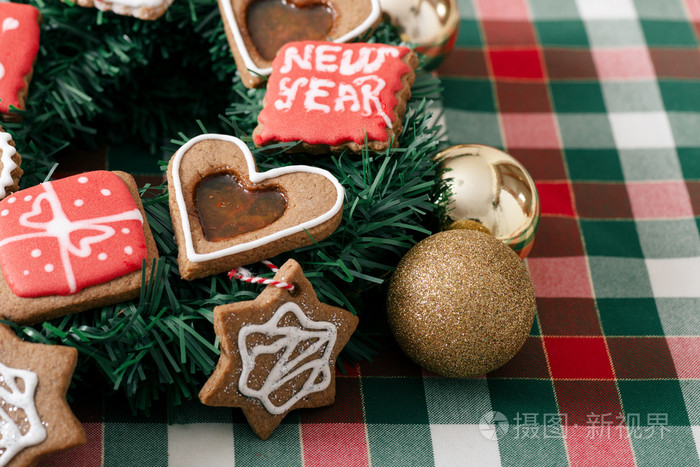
[49,0,700,466]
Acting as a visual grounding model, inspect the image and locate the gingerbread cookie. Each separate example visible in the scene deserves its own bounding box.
[0,325,86,466]
[0,3,40,120]
[0,126,22,200]
[253,40,418,153]
[199,259,358,439]
[72,0,173,20]
[167,134,344,281]
[219,0,381,88]
[0,170,159,325]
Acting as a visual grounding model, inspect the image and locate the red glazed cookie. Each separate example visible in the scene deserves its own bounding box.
[0,170,159,324]
[0,324,86,466]
[199,259,359,440]
[253,40,418,153]
[167,134,344,280]
[0,3,40,120]
[218,0,381,88]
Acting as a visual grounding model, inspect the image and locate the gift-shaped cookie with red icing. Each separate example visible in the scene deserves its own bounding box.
[0,3,40,119]
[253,40,418,153]
[0,170,159,324]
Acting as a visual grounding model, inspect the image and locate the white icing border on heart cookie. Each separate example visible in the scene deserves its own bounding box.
[220,0,381,77]
[172,133,344,263]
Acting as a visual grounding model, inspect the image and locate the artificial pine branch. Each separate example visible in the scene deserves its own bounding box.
[4,1,448,412]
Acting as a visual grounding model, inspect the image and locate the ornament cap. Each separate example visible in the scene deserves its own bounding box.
[435,144,540,258]
[446,219,492,235]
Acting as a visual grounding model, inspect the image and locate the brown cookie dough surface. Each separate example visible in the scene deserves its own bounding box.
[199,259,359,439]
[0,325,86,466]
[0,126,23,200]
[167,134,343,280]
[71,0,173,20]
[0,171,159,325]
[218,0,381,88]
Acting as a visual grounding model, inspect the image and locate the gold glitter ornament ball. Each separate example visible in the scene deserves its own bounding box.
[387,229,536,378]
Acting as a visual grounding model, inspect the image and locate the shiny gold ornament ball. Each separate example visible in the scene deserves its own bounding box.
[387,229,536,378]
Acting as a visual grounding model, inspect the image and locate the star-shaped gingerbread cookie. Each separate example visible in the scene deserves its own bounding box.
[199,259,359,440]
[0,325,86,466]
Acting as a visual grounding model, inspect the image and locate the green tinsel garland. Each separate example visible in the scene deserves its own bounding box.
[2,0,447,412]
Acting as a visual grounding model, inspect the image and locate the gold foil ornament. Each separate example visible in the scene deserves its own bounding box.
[435,144,540,258]
[386,229,536,378]
[379,0,459,70]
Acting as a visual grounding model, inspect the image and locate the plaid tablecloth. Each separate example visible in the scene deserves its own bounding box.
[40,0,700,465]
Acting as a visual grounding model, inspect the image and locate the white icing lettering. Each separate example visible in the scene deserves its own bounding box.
[334,83,361,112]
[274,77,309,111]
[354,75,392,128]
[304,78,335,113]
[0,362,46,466]
[339,46,401,75]
[279,44,314,74]
[315,44,342,72]
[237,302,337,415]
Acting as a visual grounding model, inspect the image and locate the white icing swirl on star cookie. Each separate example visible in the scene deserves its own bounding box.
[237,301,337,415]
[0,362,46,466]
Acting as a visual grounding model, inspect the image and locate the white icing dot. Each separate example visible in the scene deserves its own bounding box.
[124,246,133,255]
[23,270,29,276]
[78,176,88,184]
[0,209,7,217]
[121,228,130,234]
[31,249,41,258]
[44,264,54,272]
[74,199,84,207]
[101,189,111,196]
[98,253,107,261]
[23,195,32,202]
[7,197,15,204]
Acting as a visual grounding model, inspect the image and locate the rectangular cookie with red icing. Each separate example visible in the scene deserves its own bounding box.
[0,3,40,120]
[0,170,159,325]
[253,40,418,153]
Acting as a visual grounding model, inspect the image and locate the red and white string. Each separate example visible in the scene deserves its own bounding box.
[228,260,295,291]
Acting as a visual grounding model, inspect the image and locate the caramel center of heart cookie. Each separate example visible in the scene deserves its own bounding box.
[246,0,334,61]
[195,172,287,242]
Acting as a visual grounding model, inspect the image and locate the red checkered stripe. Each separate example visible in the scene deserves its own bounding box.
[37,0,700,465]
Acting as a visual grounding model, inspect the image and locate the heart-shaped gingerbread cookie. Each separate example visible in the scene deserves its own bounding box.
[218,0,381,88]
[167,134,344,280]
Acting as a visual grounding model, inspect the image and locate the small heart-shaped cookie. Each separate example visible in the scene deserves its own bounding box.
[218,0,381,88]
[167,134,344,280]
